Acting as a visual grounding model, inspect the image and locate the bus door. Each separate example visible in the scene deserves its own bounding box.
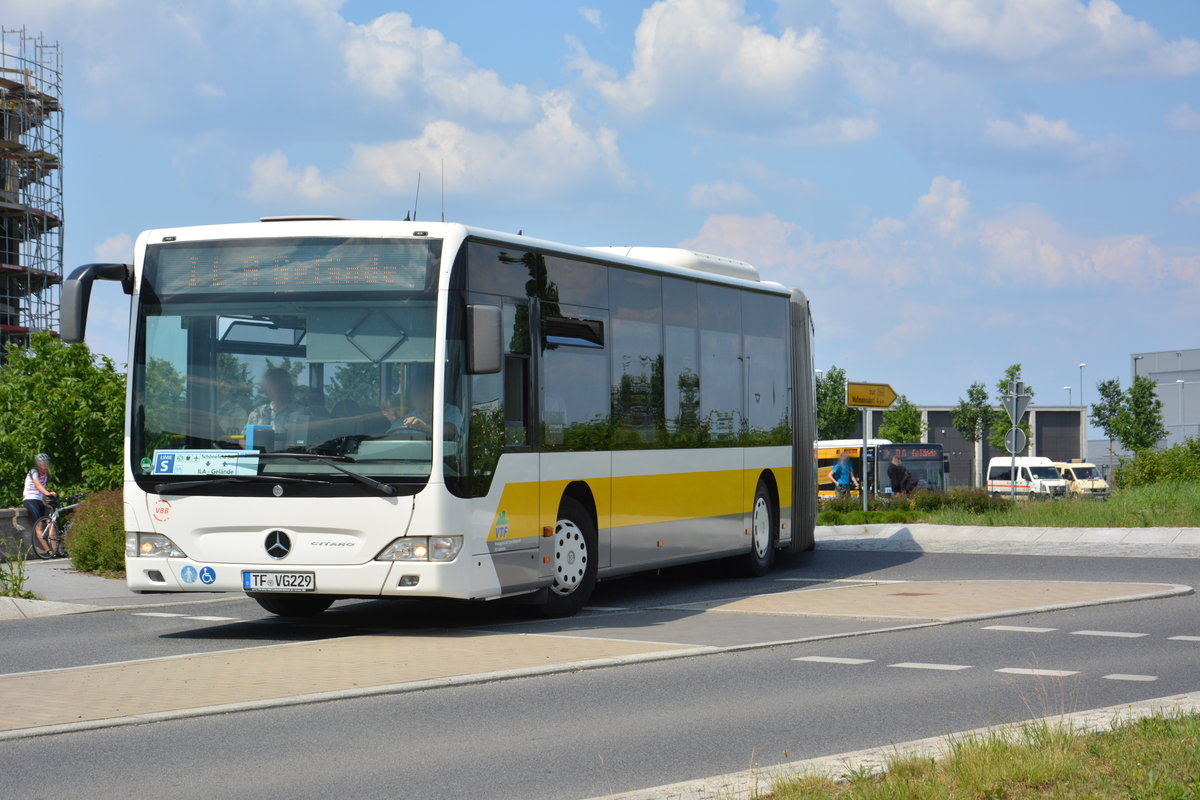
[538,301,612,574]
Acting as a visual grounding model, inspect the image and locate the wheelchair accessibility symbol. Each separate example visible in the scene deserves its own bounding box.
[199,567,216,585]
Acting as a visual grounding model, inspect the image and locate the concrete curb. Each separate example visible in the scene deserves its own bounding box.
[1,579,1188,740]
[0,593,245,621]
[587,691,1200,800]
[817,523,1200,559]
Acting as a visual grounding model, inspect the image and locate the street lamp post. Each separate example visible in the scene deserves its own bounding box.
[1063,386,1072,405]
[1078,362,1087,459]
[1178,380,1186,428]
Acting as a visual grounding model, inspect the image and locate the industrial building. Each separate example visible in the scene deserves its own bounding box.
[1131,348,1200,447]
[853,405,1087,488]
[0,27,62,354]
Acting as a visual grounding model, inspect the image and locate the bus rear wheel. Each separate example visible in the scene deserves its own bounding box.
[538,496,598,618]
[249,593,335,617]
[738,481,777,577]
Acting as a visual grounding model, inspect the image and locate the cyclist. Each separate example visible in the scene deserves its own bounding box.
[22,453,57,555]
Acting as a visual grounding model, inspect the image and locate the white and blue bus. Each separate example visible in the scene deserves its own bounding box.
[63,218,816,617]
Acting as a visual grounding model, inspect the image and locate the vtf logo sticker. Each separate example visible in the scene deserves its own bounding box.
[494,510,509,540]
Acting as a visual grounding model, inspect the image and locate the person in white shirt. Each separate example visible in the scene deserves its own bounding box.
[22,453,57,554]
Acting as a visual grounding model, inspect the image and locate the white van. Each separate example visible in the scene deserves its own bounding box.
[1053,460,1110,499]
[986,456,1069,498]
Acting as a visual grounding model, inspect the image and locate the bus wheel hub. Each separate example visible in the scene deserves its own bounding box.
[552,519,587,596]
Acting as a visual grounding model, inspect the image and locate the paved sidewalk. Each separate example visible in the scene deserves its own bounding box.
[0,560,227,619]
[818,524,1200,558]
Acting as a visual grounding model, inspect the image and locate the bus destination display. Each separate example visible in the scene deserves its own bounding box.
[148,238,439,296]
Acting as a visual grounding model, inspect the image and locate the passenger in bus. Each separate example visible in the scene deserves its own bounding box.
[831,451,859,497]
[888,454,917,496]
[246,367,310,442]
[392,370,463,439]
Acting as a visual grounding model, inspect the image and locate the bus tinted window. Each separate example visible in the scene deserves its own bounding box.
[610,269,663,447]
[544,255,608,309]
[698,283,743,445]
[542,304,609,451]
[743,292,790,444]
[663,278,700,446]
[465,243,533,298]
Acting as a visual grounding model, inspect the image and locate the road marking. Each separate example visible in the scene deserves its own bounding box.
[583,606,630,612]
[131,612,188,618]
[187,615,239,621]
[792,656,874,665]
[982,625,1056,633]
[889,662,972,671]
[1169,636,1200,642]
[1070,630,1148,638]
[997,668,1079,677]
[1103,674,1157,682]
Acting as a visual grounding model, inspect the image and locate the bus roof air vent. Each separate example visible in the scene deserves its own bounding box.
[586,246,760,282]
[260,215,350,222]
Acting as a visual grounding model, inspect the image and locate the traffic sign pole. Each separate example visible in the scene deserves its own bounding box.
[862,409,869,512]
[845,382,898,512]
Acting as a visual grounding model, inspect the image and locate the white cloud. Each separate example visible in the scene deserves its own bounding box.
[914,176,970,240]
[571,0,826,125]
[94,233,133,263]
[1176,190,1200,215]
[579,7,605,32]
[982,112,1126,173]
[842,0,1200,78]
[679,213,800,269]
[344,12,536,124]
[1166,103,1200,132]
[247,93,628,205]
[196,83,225,99]
[687,180,757,209]
[246,151,342,205]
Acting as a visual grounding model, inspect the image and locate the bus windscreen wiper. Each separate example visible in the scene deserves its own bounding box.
[239,452,397,497]
[155,474,331,495]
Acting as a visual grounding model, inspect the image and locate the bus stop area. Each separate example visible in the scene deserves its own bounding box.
[0,570,1187,738]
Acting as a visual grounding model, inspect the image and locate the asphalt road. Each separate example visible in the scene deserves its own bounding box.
[3,550,1199,800]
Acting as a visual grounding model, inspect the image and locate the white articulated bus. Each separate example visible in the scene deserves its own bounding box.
[62,218,816,617]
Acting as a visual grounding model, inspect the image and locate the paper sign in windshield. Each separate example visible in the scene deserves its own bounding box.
[152,450,258,476]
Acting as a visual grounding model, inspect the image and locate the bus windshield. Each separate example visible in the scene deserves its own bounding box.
[131,237,450,490]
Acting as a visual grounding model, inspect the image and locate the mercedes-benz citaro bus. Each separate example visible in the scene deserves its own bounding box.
[62,218,816,618]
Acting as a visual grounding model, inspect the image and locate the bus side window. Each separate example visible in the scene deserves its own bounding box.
[989,466,1010,482]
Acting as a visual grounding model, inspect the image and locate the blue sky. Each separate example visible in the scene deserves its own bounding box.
[12,0,1200,426]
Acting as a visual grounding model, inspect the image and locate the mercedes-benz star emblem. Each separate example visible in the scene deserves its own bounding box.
[265,530,291,559]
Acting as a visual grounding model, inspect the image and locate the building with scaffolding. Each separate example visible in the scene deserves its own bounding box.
[0,27,62,354]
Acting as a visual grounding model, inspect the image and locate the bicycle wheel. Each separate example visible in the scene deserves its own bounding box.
[57,521,72,558]
[31,517,57,559]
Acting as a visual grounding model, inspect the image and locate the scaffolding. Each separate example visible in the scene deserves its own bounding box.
[0,27,62,354]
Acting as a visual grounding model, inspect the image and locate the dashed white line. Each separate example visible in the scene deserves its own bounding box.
[890,662,972,671]
[1070,630,1148,639]
[996,668,1079,677]
[793,656,874,665]
[131,612,240,622]
[982,625,1056,633]
[1169,636,1200,642]
[131,612,187,618]
[187,615,239,621]
[1103,674,1157,682]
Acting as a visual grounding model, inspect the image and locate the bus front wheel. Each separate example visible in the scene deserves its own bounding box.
[539,496,598,618]
[249,593,335,617]
[738,481,777,577]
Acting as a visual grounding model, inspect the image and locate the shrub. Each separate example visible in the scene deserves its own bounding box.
[1115,437,1200,488]
[68,489,125,574]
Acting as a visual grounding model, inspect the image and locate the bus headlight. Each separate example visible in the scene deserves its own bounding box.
[376,536,462,562]
[134,533,187,558]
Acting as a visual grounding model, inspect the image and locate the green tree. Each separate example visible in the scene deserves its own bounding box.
[877,394,924,443]
[816,365,856,439]
[1091,377,1125,460]
[1117,375,1168,451]
[327,363,379,407]
[952,381,990,487]
[988,363,1033,453]
[0,333,126,506]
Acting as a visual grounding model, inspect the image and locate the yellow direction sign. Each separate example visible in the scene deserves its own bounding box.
[846,382,898,409]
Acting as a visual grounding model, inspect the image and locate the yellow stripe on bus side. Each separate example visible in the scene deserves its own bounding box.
[487,467,792,541]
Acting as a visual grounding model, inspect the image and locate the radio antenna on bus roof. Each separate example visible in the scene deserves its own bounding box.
[412,172,421,221]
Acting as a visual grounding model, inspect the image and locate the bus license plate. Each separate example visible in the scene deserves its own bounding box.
[242,571,315,593]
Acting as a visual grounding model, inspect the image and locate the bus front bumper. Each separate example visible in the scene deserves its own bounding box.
[125,556,479,599]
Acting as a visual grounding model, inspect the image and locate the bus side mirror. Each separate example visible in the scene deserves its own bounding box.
[467,304,502,374]
[61,263,133,343]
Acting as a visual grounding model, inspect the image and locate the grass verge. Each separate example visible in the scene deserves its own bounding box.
[818,482,1200,527]
[772,714,1200,799]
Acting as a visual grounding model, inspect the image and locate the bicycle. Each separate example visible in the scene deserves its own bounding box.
[31,493,86,560]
